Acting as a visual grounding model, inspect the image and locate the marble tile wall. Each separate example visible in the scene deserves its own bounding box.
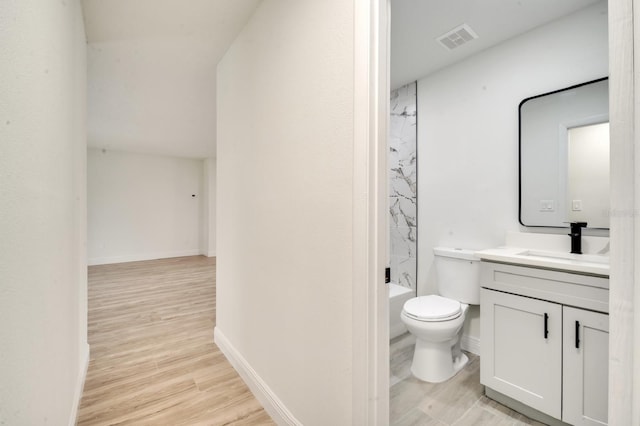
[389,82,417,290]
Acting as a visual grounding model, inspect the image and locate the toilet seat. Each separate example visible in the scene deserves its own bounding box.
[403,295,462,322]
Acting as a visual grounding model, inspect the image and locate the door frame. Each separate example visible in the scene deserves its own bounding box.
[608,0,639,424]
[353,0,390,423]
[356,0,640,423]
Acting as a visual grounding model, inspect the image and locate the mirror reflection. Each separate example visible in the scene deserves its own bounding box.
[567,122,610,228]
[519,78,609,228]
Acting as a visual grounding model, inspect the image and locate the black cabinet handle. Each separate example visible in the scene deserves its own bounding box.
[544,313,549,339]
[575,321,581,349]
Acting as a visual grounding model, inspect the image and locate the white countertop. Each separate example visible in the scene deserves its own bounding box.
[476,246,609,276]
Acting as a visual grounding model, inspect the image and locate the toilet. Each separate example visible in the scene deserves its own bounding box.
[400,247,480,383]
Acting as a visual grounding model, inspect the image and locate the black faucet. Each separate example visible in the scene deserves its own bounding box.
[568,222,588,254]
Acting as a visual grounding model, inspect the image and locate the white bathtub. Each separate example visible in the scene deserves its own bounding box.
[388,283,414,340]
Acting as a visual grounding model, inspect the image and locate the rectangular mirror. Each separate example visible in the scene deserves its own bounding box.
[519,77,609,228]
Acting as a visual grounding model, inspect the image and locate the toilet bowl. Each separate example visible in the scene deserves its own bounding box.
[400,247,480,383]
[401,295,469,382]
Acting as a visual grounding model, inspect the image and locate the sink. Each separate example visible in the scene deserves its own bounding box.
[515,249,609,265]
[475,247,610,276]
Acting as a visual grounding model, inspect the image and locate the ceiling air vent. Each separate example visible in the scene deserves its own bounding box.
[436,24,478,51]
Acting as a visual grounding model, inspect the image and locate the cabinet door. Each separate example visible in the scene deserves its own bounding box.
[562,306,609,425]
[481,289,562,419]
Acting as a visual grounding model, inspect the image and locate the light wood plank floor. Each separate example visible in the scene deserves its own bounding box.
[77,256,275,426]
[390,334,545,425]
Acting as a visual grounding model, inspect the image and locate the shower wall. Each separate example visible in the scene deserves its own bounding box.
[389,82,417,290]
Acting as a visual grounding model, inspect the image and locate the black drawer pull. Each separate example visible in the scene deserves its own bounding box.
[575,321,581,349]
[544,313,549,339]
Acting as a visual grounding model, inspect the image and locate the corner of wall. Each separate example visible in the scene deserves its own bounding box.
[461,335,481,356]
[68,343,90,426]
[213,328,302,426]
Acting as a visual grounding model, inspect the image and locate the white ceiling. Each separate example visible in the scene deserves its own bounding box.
[391,0,603,89]
[82,0,260,46]
[81,0,261,158]
[82,0,603,157]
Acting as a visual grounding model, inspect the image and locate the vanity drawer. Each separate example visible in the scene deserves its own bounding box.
[480,261,609,313]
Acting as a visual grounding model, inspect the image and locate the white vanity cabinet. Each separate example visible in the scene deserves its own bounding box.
[480,261,609,426]
[562,306,609,425]
[481,288,563,418]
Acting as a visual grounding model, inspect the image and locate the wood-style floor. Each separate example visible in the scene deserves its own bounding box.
[76,256,274,426]
[390,334,544,425]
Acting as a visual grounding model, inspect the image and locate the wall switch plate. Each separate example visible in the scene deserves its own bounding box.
[572,200,583,211]
[539,200,555,212]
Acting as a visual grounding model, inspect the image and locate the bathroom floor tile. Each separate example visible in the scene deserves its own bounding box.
[417,355,484,424]
[476,396,547,425]
[393,408,446,426]
[390,338,541,426]
[390,376,438,423]
[452,403,515,426]
[390,340,415,386]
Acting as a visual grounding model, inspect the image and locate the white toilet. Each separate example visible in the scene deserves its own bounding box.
[400,247,480,383]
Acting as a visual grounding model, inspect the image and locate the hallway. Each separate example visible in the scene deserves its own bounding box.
[76,256,273,425]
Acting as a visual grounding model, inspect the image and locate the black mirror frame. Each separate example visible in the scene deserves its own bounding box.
[518,76,609,229]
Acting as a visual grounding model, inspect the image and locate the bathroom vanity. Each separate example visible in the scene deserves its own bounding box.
[477,246,609,426]
[483,76,612,425]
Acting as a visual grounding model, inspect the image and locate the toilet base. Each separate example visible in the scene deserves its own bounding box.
[410,338,469,383]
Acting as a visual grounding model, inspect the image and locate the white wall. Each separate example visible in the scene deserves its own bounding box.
[200,158,217,257]
[216,0,355,424]
[0,0,88,424]
[82,0,261,159]
[87,148,203,265]
[417,2,608,339]
[87,39,217,159]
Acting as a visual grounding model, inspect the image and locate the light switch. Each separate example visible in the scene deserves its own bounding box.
[539,200,555,212]
[572,200,583,211]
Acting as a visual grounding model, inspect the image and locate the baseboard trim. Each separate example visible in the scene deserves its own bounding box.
[461,334,480,356]
[213,327,302,426]
[69,343,90,426]
[88,250,201,266]
[485,387,569,426]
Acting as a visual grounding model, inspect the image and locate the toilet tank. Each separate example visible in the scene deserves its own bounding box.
[433,247,481,304]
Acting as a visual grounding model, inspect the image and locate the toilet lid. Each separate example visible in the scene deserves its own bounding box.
[403,295,462,321]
